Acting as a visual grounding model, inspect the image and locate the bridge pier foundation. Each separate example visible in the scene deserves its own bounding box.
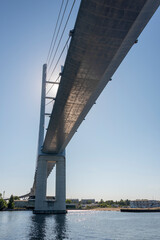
[33,154,67,214]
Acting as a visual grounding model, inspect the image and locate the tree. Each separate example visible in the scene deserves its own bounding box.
[0,198,7,210]
[13,196,20,200]
[125,199,130,206]
[8,195,15,209]
[66,199,72,204]
[119,199,125,206]
[99,199,104,204]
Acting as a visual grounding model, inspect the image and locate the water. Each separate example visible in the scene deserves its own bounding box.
[0,210,160,240]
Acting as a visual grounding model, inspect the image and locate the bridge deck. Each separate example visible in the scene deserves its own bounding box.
[43,0,160,154]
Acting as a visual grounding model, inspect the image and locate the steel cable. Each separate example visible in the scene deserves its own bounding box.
[48,36,70,81]
[46,0,64,64]
[47,0,69,68]
[46,75,60,95]
[48,0,76,74]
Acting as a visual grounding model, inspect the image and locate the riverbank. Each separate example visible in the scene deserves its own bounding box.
[0,208,31,211]
[2,207,160,213]
[1,207,121,212]
[90,207,120,211]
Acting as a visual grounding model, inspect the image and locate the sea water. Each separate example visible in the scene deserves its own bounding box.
[0,210,160,240]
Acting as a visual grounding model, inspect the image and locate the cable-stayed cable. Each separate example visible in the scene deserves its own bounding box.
[46,75,60,95]
[46,0,64,64]
[47,0,69,67]
[48,36,70,81]
[45,99,54,106]
[48,0,76,74]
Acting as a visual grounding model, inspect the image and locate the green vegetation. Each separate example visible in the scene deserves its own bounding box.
[0,193,7,210]
[8,195,15,209]
[0,198,7,210]
[66,199,72,204]
[66,198,130,210]
[86,200,92,204]
[13,196,20,200]
[0,194,22,211]
[98,199,130,208]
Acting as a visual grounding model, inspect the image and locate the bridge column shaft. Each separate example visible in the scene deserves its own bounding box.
[34,158,47,211]
[33,154,66,214]
[54,156,66,213]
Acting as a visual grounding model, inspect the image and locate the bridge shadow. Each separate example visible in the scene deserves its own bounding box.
[29,213,68,240]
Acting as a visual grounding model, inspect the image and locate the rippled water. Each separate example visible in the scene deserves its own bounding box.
[0,210,160,239]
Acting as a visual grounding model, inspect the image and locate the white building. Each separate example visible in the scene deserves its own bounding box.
[130,199,160,208]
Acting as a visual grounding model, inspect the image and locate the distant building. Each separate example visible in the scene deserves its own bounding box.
[14,199,35,209]
[130,200,160,208]
[70,199,79,204]
[81,199,95,204]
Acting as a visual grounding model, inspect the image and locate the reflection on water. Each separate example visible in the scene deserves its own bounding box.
[54,215,68,240]
[29,214,46,240]
[29,214,67,240]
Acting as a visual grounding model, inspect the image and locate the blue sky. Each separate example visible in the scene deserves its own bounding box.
[1,1,160,201]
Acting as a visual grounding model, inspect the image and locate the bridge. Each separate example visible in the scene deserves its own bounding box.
[31,0,160,213]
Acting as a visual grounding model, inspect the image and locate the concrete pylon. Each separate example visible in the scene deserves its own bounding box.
[34,154,67,214]
[33,64,66,214]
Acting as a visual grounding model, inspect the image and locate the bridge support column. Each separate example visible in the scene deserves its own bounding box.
[54,156,66,213]
[34,158,47,212]
[33,154,67,214]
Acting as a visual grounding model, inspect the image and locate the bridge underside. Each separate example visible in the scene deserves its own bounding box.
[43,0,160,154]
[33,0,160,213]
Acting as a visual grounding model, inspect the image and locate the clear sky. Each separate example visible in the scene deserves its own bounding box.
[1,1,160,201]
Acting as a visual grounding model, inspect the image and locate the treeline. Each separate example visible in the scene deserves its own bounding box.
[66,198,130,209]
[0,193,19,210]
[98,199,130,208]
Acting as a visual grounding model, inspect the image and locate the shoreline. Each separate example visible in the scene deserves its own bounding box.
[2,207,160,213]
[89,207,120,211]
[1,208,121,212]
[121,207,160,212]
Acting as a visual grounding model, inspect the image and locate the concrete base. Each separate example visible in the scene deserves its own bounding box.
[33,210,67,214]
